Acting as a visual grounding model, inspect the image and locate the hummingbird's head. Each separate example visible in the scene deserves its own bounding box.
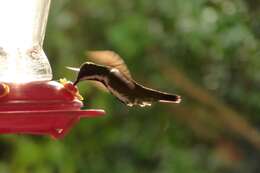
[74,62,108,84]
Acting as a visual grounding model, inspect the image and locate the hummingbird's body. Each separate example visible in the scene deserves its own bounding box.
[69,51,181,107]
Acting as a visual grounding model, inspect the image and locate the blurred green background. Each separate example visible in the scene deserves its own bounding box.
[1,0,260,172]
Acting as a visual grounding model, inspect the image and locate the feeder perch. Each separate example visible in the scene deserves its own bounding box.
[0,0,105,139]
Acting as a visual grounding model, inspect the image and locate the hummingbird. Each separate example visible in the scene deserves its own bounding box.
[67,51,181,107]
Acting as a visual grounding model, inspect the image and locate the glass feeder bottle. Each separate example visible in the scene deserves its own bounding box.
[0,0,52,83]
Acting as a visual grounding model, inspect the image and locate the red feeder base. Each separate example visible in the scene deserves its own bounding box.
[0,81,105,139]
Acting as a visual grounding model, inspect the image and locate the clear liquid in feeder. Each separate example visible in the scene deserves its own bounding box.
[0,0,52,83]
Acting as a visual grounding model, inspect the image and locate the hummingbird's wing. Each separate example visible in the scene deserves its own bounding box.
[86,50,132,80]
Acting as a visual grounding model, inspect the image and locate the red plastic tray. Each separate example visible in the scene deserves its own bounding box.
[0,81,105,139]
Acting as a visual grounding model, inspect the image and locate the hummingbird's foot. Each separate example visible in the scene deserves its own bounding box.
[139,102,152,107]
[126,100,152,107]
[127,103,134,107]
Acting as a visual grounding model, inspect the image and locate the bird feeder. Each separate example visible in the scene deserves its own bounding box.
[0,0,105,139]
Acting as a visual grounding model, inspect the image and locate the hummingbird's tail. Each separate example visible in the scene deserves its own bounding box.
[141,86,181,104]
[157,93,181,103]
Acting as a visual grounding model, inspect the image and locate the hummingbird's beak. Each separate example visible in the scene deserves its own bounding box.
[66,66,80,85]
[73,79,79,86]
[66,66,80,72]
